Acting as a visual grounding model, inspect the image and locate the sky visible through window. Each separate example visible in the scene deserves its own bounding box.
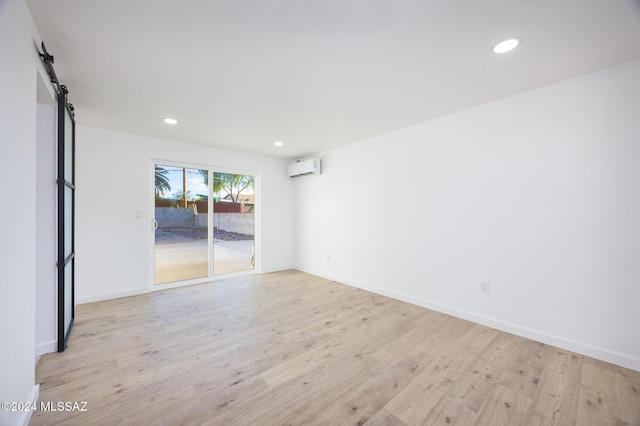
[158,166,207,200]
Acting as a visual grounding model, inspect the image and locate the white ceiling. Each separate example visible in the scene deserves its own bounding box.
[27,0,640,159]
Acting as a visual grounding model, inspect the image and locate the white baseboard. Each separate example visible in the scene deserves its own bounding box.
[260,265,294,274]
[16,385,39,426]
[77,267,294,304]
[77,287,149,304]
[36,340,57,357]
[295,266,640,373]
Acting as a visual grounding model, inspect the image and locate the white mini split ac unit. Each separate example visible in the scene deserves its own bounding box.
[288,158,321,179]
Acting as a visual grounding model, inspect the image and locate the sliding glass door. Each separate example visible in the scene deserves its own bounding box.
[212,172,255,276]
[154,165,210,284]
[153,164,255,285]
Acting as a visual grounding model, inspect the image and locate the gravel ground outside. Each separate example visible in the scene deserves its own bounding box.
[155,228,253,244]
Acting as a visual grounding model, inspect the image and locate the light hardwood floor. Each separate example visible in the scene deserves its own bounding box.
[33,270,640,425]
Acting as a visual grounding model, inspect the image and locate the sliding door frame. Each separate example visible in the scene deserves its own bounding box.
[149,160,260,290]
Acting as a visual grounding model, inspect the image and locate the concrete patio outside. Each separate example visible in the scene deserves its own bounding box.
[155,239,254,284]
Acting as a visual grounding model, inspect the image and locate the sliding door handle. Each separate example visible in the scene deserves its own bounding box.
[152,219,158,231]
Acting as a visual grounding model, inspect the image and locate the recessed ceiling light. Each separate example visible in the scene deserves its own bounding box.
[162,117,178,125]
[274,141,284,147]
[493,38,519,54]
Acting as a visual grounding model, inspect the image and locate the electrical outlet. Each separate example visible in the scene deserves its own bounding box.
[480,281,490,294]
[327,252,331,261]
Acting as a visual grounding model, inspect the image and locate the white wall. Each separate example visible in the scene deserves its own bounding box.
[35,99,57,356]
[0,0,44,424]
[293,59,640,372]
[75,126,294,302]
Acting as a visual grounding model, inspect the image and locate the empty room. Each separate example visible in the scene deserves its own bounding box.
[2,0,640,425]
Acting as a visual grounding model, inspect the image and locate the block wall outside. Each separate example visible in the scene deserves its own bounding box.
[155,207,195,227]
[196,213,254,235]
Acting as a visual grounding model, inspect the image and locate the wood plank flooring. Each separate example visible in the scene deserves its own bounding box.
[32,270,640,425]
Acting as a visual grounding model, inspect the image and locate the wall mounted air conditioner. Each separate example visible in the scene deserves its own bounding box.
[288,158,321,179]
